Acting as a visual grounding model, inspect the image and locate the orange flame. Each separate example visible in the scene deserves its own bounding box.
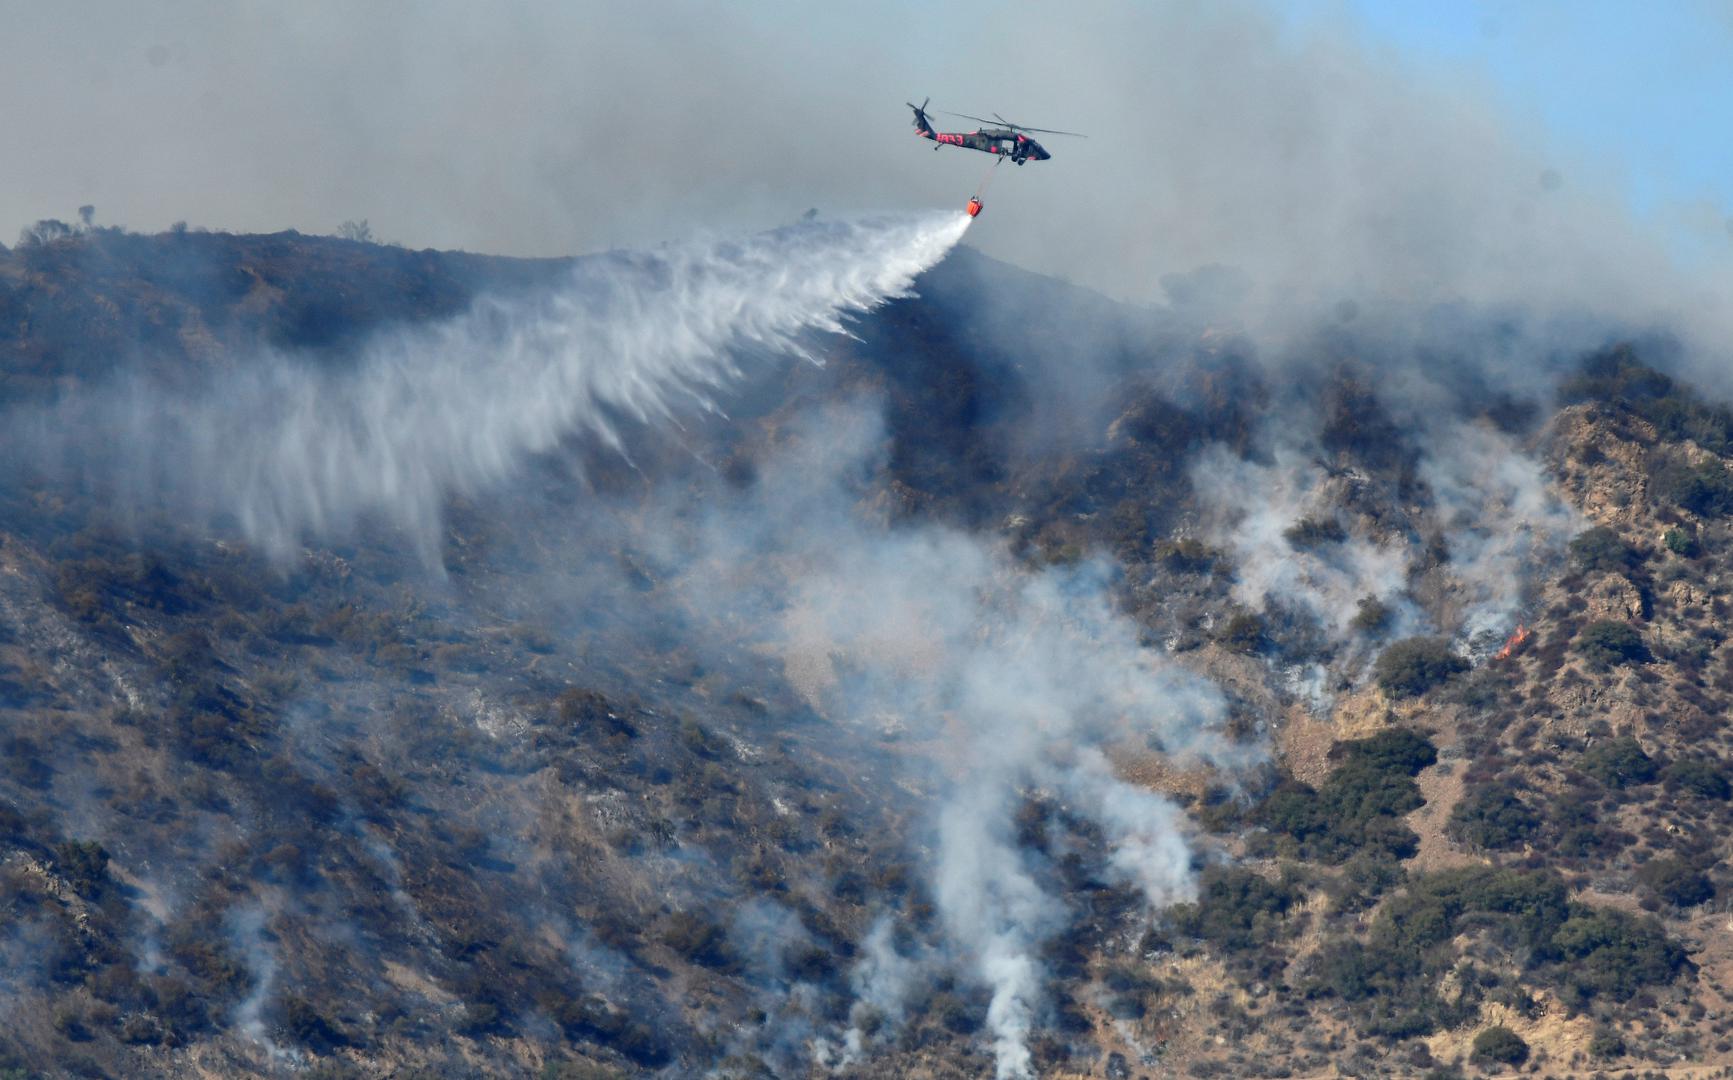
[1495,624,1533,661]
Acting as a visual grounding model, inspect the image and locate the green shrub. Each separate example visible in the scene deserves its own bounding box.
[1559,348,1733,456]
[456,1002,503,1037]
[1375,637,1469,697]
[1550,908,1688,1003]
[1447,783,1540,851]
[1335,729,1438,775]
[1470,1025,1528,1066]
[1663,526,1700,556]
[1580,736,1658,788]
[1306,867,1575,1039]
[1574,621,1649,669]
[1329,853,1406,913]
[1258,730,1435,864]
[1168,866,1297,953]
[1635,857,1713,908]
[1587,1025,1626,1060]
[1664,757,1731,800]
[1652,458,1733,517]
[1569,526,1638,574]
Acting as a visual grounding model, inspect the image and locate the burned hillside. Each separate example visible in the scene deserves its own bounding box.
[2,224,1733,1080]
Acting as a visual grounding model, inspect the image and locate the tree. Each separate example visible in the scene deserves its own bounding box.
[1663,526,1700,557]
[1652,458,1733,517]
[55,840,109,899]
[337,219,374,243]
[1216,610,1266,655]
[18,218,73,246]
[1569,526,1638,574]
[1284,516,1347,550]
[1447,783,1540,851]
[1574,621,1649,670]
[1375,637,1469,697]
[1470,1026,1528,1067]
[1351,595,1392,636]
[1636,857,1713,908]
[1664,757,1730,800]
[1580,736,1658,788]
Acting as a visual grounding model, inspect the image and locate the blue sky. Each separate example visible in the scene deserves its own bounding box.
[1282,0,1733,246]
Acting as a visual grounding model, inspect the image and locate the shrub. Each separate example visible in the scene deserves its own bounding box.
[1652,458,1733,517]
[1284,516,1347,550]
[1664,757,1731,800]
[1587,1025,1626,1060]
[1580,737,1658,788]
[1550,908,1688,1003]
[1375,638,1469,697]
[1470,1025,1528,1066]
[1635,857,1713,908]
[1569,526,1638,574]
[1447,783,1540,852]
[1306,867,1582,1039]
[1216,611,1266,655]
[456,1002,503,1037]
[1168,866,1297,952]
[1258,730,1435,864]
[1560,348,1733,456]
[1156,538,1217,574]
[1351,595,1393,636]
[1335,729,1437,775]
[661,911,737,971]
[1663,526,1700,556]
[1329,853,1406,913]
[283,996,349,1052]
[54,840,109,899]
[1574,621,1649,670]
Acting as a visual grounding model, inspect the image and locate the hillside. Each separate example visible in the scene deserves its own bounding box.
[2,225,1733,1080]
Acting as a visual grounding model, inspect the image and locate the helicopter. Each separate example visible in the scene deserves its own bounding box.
[907,98,1084,165]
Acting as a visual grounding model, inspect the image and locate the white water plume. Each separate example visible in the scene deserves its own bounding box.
[28,212,971,560]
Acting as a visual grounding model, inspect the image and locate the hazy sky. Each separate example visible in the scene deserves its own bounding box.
[6,1,1733,341]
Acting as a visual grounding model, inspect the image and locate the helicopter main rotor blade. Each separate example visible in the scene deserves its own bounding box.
[935,106,1087,137]
[938,109,1001,126]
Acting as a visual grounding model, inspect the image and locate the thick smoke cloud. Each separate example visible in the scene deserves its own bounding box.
[8,2,1733,363]
[18,212,969,560]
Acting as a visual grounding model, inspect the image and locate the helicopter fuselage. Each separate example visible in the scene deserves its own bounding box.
[925,127,1050,164]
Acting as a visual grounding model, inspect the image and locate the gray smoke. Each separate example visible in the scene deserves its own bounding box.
[8,3,1733,369]
[615,401,1248,1076]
